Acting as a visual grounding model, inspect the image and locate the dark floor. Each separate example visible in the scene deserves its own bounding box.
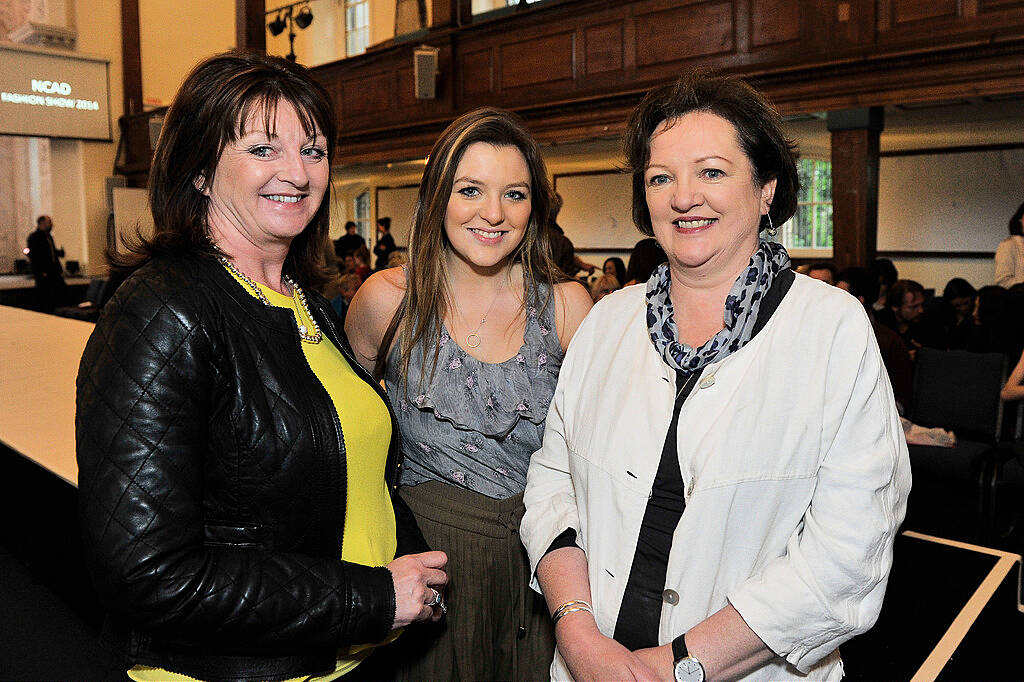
[3,440,1024,681]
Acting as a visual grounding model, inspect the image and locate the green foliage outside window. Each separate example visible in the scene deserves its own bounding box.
[779,158,832,249]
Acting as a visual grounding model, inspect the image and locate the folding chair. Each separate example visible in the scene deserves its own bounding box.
[903,348,1006,539]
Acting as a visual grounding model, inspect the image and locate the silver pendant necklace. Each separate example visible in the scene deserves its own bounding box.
[218,255,323,344]
[464,288,503,349]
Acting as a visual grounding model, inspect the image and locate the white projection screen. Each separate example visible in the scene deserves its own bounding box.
[0,42,111,140]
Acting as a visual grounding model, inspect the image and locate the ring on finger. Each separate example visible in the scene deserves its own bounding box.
[426,587,442,608]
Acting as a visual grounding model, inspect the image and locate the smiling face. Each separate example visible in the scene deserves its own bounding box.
[644,112,775,280]
[444,142,532,272]
[205,101,329,254]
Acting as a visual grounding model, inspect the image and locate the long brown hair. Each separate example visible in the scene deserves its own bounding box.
[379,108,563,385]
[111,50,337,291]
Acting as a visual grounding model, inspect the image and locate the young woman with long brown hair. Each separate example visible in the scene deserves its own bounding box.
[346,108,592,680]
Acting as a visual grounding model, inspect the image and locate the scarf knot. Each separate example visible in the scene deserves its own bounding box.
[645,240,791,373]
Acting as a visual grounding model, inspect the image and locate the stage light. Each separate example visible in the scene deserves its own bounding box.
[294,6,314,30]
[267,12,287,36]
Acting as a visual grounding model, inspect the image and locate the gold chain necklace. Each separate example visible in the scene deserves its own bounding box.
[218,255,323,344]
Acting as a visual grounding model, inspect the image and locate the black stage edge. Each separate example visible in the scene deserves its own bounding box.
[0,441,124,680]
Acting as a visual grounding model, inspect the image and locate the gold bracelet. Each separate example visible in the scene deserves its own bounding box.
[551,599,594,626]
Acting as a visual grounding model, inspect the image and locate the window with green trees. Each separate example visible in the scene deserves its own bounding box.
[779,158,832,250]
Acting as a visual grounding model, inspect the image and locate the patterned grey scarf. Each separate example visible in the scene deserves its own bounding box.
[645,239,791,373]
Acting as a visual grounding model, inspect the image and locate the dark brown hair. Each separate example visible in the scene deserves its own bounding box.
[623,70,799,236]
[886,279,925,309]
[381,107,562,383]
[1009,200,1024,236]
[113,50,337,291]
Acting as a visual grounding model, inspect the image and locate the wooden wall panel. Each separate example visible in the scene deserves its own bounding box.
[751,0,800,46]
[634,1,734,67]
[293,0,1024,166]
[460,48,494,96]
[584,22,625,74]
[891,0,958,25]
[500,31,576,89]
[340,73,394,120]
[979,0,1024,11]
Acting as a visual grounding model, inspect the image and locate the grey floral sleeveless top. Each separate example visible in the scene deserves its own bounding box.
[384,283,563,499]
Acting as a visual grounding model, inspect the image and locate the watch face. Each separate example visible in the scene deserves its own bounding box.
[674,657,704,682]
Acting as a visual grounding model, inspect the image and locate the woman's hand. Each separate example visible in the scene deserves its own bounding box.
[387,551,448,628]
[557,614,660,681]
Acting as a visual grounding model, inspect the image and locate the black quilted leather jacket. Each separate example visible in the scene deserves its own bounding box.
[76,252,426,682]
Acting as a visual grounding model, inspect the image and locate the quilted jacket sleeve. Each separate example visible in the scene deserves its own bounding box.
[75,270,395,654]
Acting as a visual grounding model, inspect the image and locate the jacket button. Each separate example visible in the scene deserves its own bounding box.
[698,375,716,389]
[663,589,679,605]
[518,625,527,639]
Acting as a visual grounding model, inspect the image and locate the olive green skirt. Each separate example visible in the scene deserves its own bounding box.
[390,480,555,681]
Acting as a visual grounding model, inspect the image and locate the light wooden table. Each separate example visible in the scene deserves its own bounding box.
[0,305,94,486]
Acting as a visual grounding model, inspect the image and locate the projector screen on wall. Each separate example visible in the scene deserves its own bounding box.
[0,42,111,141]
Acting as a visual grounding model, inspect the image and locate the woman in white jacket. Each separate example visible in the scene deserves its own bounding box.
[995,201,1024,288]
[521,72,911,682]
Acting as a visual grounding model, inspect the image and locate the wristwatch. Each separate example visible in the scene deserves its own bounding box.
[672,633,706,682]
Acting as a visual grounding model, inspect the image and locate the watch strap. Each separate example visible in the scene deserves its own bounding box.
[671,632,688,662]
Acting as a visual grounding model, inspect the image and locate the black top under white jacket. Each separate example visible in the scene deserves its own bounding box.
[76,251,426,682]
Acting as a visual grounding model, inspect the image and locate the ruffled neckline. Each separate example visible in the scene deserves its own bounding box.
[389,293,562,439]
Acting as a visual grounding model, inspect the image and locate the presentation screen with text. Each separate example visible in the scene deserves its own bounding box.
[0,43,111,140]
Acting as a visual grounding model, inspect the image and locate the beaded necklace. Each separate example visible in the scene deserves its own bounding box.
[218,255,323,344]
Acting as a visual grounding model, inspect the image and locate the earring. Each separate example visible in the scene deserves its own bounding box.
[765,213,778,238]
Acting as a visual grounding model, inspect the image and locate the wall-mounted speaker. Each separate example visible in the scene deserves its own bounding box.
[414,46,439,100]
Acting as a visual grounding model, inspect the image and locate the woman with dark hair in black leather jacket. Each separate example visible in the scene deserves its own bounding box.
[75,51,447,682]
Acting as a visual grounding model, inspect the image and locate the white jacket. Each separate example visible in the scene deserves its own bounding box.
[522,274,911,681]
[995,234,1024,288]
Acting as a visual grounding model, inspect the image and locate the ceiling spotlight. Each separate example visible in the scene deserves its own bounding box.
[294,6,314,29]
[267,12,287,36]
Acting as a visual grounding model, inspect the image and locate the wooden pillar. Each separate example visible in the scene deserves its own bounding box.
[431,0,471,28]
[121,0,142,116]
[236,0,266,52]
[828,107,883,270]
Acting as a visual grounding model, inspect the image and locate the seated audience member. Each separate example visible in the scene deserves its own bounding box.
[602,257,626,288]
[806,261,837,285]
[869,257,898,311]
[353,244,372,282]
[1001,348,1024,402]
[334,220,365,258]
[930,277,977,350]
[969,285,1015,358]
[386,251,407,268]
[837,267,913,414]
[995,201,1024,288]
[339,251,357,276]
[876,279,925,352]
[331,273,363,323]
[623,237,668,285]
[589,274,621,302]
